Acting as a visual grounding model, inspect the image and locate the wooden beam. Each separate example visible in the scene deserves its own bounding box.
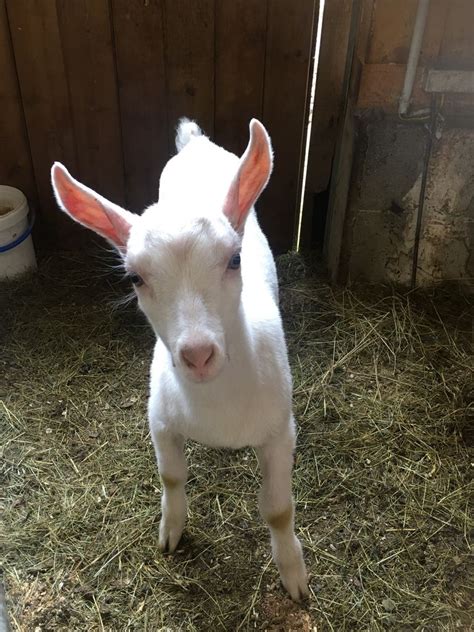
[357,63,429,110]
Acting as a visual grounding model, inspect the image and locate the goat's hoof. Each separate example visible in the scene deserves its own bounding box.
[158,516,184,553]
[277,541,309,602]
[281,563,309,602]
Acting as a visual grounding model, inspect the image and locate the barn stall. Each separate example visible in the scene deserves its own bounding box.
[1,1,472,630]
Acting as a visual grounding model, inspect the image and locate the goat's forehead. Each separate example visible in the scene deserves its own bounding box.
[127,214,238,270]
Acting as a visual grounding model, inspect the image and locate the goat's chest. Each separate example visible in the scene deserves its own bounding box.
[150,361,291,449]
[185,388,287,448]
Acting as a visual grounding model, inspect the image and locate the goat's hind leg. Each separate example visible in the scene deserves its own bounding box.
[256,429,308,601]
[151,427,188,553]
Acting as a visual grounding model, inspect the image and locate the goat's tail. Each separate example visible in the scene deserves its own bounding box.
[175,118,202,152]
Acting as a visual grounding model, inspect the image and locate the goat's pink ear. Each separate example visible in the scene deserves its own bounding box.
[51,162,134,250]
[223,119,273,232]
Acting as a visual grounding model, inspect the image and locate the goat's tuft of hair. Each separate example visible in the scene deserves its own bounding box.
[175,118,202,152]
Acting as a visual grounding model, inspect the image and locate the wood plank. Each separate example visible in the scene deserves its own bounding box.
[305,0,352,196]
[367,0,449,65]
[163,0,214,147]
[261,0,317,253]
[356,0,376,63]
[324,104,355,283]
[439,0,474,70]
[0,0,37,206]
[214,0,267,156]
[357,63,429,110]
[425,70,474,94]
[420,0,450,63]
[324,0,373,283]
[112,0,168,213]
[299,0,352,250]
[57,0,125,206]
[6,0,77,240]
[367,0,417,64]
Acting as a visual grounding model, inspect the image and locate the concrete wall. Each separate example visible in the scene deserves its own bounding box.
[336,0,474,288]
[342,116,474,287]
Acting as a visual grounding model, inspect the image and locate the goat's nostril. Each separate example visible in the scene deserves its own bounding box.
[204,347,214,366]
[181,353,194,369]
[181,345,215,371]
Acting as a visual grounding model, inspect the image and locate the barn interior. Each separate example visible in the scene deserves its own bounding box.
[1,1,473,630]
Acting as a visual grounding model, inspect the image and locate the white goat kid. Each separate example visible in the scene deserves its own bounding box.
[51,119,308,601]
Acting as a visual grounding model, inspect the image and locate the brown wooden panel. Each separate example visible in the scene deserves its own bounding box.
[261,0,317,253]
[367,0,449,65]
[421,0,452,63]
[299,0,352,250]
[6,0,77,239]
[357,63,429,110]
[439,0,474,69]
[367,0,417,64]
[112,0,168,213]
[323,0,373,282]
[163,0,214,147]
[57,0,125,205]
[214,0,267,156]
[305,0,352,195]
[0,0,37,205]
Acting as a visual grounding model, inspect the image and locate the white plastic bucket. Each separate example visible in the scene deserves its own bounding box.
[0,186,37,279]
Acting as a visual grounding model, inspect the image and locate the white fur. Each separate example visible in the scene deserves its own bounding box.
[175,117,202,152]
[51,119,308,601]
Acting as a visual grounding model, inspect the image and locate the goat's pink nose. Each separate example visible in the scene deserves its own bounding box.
[181,345,215,371]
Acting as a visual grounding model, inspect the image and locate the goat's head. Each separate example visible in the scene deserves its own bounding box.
[51,120,273,383]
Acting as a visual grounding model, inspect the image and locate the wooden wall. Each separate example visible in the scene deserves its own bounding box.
[0,0,317,253]
[299,0,359,252]
[305,0,352,198]
[357,0,474,112]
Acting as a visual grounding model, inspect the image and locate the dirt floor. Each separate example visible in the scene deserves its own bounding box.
[1,250,472,631]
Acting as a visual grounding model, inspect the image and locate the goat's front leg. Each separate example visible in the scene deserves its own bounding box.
[256,429,308,601]
[151,427,188,553]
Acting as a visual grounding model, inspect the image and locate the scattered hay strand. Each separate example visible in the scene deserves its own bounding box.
[1,251,472,630]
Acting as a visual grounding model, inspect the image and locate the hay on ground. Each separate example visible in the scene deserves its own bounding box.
[1,251,472,631]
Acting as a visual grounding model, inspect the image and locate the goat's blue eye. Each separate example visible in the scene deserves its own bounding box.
[228,253,241,270]
[129,273,144,287]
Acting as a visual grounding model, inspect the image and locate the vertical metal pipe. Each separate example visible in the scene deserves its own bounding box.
[411,95,439,288]
[399,0,431,115]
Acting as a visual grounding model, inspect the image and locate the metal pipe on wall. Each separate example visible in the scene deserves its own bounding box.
[398,0,431,115]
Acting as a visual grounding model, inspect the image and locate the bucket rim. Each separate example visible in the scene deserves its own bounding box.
[0,186,29,231]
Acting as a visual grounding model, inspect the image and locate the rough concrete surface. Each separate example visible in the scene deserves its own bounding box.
[343,117,474,288]
[417,128,474,285]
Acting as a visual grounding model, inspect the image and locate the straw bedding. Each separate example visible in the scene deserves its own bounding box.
[1,251,472,630]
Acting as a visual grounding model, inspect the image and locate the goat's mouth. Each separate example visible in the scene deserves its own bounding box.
[186,370,219,384]
[172,347,226,384]
[180,362,224,384]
